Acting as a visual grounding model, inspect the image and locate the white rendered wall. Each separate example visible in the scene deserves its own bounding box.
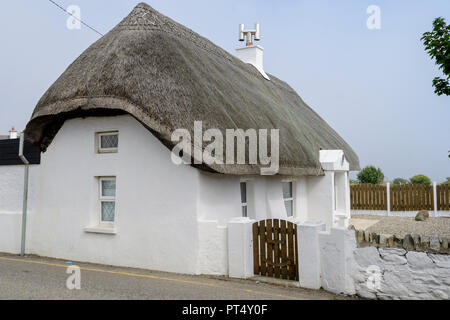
[197,172,242,226]
[197,220,228,275]
[0,165,40,215]
[298,221,325,289]
[246,176,289,221]
[27,115,201,274]
[318,227,356,294]
[306,172,334,229]
[293,178,308,223]
[227,217,255,278]
[0,165,40,253]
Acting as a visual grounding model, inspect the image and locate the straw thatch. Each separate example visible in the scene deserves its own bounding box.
[24,2,359,175]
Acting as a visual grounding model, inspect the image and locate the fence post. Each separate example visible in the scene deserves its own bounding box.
[433,182,437,217]
[386,182,390,216]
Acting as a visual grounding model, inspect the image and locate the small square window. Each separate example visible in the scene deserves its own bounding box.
[99,177,116,224]
[97,132,118,153]
[101,201,115,222]
[101,179,116,197]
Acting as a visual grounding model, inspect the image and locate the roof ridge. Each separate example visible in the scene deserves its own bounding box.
[112,3,294,91]
[113,2,233,63]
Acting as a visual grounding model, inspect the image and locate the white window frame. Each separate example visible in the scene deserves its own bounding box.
[97,131,119,153]
[240,181,247,217]
[282,181,294,217]
[99,177,116,225]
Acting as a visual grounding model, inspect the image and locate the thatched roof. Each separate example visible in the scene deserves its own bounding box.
[25,2,359,175]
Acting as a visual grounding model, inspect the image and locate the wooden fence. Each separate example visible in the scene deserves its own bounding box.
[350,184,387,210]
[351,183,450,211]
[390,184,433,211]
[436,184,450,211]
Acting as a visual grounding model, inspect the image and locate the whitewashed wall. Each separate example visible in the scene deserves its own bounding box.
[24,115,202,274]
[0,114,348,277]
[0,165,40,253]
[305,173,339,230]
[197,172,242,226]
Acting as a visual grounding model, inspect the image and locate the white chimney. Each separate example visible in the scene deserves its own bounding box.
[235,23,270,80]
[9,127,18,139]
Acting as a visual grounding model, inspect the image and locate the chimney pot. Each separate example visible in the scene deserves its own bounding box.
[9,127,18,139]
[236,23,270,80]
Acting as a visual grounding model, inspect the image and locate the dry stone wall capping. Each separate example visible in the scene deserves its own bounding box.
[353,227,450,254]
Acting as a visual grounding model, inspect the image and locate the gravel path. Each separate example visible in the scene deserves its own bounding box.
[350,214,450,238]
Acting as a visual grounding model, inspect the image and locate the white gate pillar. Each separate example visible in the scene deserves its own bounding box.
[298,221,326,289]
[227,217,255,278]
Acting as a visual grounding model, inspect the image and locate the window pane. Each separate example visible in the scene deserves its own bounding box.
[101,179,116,197]
[282,182,292,198]
[240,182,247,203]
[101,134,118,149]
[284,200,293,217]
[101,201,115,222]
[242,205,247,217]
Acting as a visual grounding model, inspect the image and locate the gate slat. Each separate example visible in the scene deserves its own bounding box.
[259,220,267,276]
[273,219,280,278]
[252,222,259,275]
[265,219,273,277]
[294,223,299,281]
[287,222,294,280]
[280,220,288,280]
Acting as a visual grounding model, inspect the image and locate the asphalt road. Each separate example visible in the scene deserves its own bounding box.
[0,253,350,300]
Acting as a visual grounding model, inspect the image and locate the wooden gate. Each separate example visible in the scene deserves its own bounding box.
[252,219,298,281]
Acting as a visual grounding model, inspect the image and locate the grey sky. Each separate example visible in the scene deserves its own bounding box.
[0,0,449,181]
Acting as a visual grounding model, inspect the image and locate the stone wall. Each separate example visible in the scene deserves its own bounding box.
[354,229,449,254]
[295,223,450,299]
[228,220,450,300]
[352,246,450,299]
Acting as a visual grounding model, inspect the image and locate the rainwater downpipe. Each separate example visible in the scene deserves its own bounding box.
[19,132,29,256]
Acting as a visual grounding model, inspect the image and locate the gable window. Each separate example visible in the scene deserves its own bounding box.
[97,131,118,153]
[240,181,247,217]
[282,181,293,217]
[99,177,116,224]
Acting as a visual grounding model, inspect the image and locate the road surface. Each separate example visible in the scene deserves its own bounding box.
[0,253,352,300]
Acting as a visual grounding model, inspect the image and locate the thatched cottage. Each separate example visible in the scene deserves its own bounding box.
[1,3,359,275]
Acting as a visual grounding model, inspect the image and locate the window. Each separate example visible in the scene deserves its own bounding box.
[240,182,247,217]
[97,131,118,153]
[282,181,293,217]
[99,177,116,224]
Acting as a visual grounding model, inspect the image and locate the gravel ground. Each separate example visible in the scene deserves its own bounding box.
[350,214,450,238]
